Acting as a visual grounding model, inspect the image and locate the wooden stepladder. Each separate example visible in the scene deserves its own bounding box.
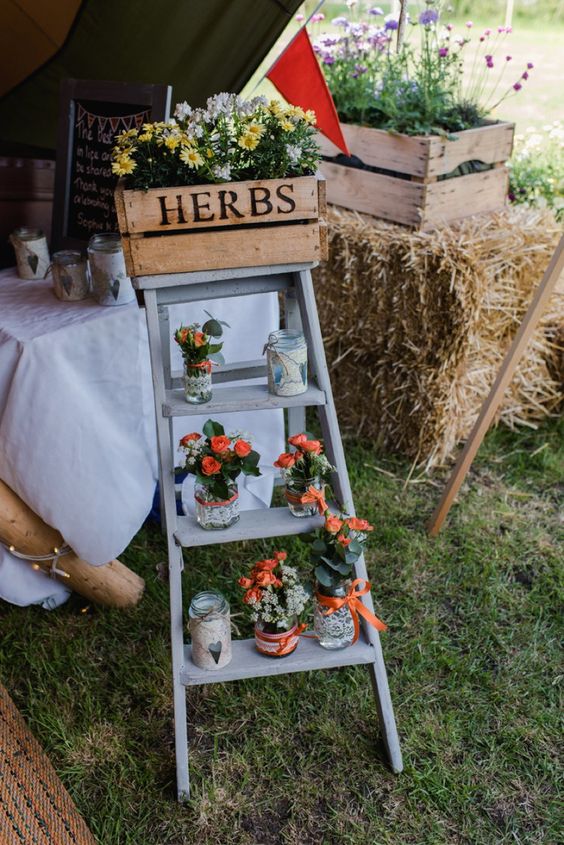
[137,261,403,800]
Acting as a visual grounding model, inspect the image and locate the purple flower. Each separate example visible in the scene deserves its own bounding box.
[506,55,512,61]
[466,20,473,28]
[483,28,492,35]
[332,16,349,27]
[311,13,325,23]
[354,63,368,74]
[369,6,384,14]
[295,13,304,22]
[485,54,494,68]
[513,82,522,91]
[323,55,336,65]
[419,9,439,25]
[498,26,506,33]
[527,62,534,69]
[438,47,449,57]
[385,18,398,31]
[446,23,453,31]
[522,71,529,80]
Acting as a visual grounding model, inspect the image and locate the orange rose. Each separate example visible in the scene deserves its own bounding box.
[288,433,307,447]
[325,514,344,534]
[234,439,251,458]
[346,517,373,532]
[253,558,278,572]
[302,439,322,455]
[210,435,231,454]
[201,456,222,475]
[337,533,351,547]
[194,331,207,348]
[238,576,253,588]
[243,587,263,605]
[179,432,200,446]
[176,327,190,344]
[254,570,279,587]
[274,551,287,561]
[274,452,297,469]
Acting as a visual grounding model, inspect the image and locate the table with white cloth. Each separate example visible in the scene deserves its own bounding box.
[0,268,283,608]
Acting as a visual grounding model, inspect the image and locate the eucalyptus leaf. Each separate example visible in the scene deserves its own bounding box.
[203,419,224,438]
[208,351,225,365]
[202,318,223,338]
[204,309,230,329]
[315,565,333,587]
[243,450,260,468]
[312,539,327,555]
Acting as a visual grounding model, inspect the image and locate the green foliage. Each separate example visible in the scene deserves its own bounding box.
[174,317,227,367]
[508,121,564,219]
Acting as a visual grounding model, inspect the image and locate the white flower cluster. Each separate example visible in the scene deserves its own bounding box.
[179,437,204,469]
[250,564,309,624]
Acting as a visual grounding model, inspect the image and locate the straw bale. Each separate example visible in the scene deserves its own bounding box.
[313,206,563,468]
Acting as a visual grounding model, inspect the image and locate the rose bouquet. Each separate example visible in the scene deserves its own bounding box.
[274,433,334,518]
[238,550,310,656]
[174,312,229,404]
[112,93,320,189]
[179,419,260,530]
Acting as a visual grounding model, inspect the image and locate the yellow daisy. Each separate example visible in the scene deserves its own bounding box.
[279,119,296,133]
[164,135,180,151]
[138,131,153,142]
[238,132,260,150]
[180,147,204,168]
[111,157,136,176]
[304,109,317,125]
[247,122,266,137]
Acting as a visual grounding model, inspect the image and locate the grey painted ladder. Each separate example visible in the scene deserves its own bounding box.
[136,261,403,800]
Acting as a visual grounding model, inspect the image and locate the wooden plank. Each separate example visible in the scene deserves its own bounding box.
[320,161,425,225]
[163,382,326,417]
[426,122,514,177]
[174,507,324,548]
[171,359,266,388]
[124,221,322,276]
[421,168,507,229]
[153,273,293,304]
[427,235,564,536]
[118,175,319,233]
[136,261,315,291]
[181,633,375,685]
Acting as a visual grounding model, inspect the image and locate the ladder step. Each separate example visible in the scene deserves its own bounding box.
[174,507,323,548]
[163,383,326,417]
[171,359,266,389]
[180,633,375,685]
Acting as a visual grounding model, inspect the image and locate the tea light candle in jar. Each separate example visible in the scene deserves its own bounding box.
[266,329,308,396]
[51,251,90,301]
[188,591,232,670]
[9,227,50,280]
[87,233,135,306]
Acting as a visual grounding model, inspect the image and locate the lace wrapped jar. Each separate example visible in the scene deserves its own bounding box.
[10,227,50,280]
[266,329,307,396]
[87,233,135,306]
[314,579,355,650]
[188,591,232,670]
[184,360,212,404]
[254,617,300,657]
[284,473,323,518]
[194,480,239,530]
[51,250,90,301]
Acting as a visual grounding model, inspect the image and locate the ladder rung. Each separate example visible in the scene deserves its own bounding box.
[180,634,375,685]
[163,384,326,417]
[174,507,323,548]
[171,359,266,389]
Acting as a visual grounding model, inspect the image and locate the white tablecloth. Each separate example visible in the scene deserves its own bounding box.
[0,268,283,607]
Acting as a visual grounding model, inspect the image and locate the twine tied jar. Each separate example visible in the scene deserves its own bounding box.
[188,591,232,670]
[51,251,90,301]
[87,233,135,306]
[266,329,308,397]
[10,227,50,280]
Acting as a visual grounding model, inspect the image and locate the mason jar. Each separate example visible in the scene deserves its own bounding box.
[194,480,239,530]
[188,591,232,670]
[314,579,355,650]
[184,360,212,404]
[51,250,90,301]
[284,473,323,518]
[254,616,300,657]
[9,227,50,280]
[87,233,135,306]
[266,329,307,396]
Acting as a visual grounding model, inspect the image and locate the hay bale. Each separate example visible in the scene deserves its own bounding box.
[314,206,563,468]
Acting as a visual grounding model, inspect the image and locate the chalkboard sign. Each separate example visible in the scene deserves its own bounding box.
[52,79,171,251]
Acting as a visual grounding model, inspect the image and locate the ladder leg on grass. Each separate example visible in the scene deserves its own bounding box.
[139,264,402,800]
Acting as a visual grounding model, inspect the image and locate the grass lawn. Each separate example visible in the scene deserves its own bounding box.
[1,416,562,844]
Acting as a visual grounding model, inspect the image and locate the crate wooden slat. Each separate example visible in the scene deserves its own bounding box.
[163,382,326,417]
[174,507,324,548]
[116,176,327,275]
[317,121,515,229]
[181,634,375,685]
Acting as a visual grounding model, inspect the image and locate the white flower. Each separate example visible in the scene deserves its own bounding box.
[174,101,192,121]
[212,163,231,181]
[285,143,302,165]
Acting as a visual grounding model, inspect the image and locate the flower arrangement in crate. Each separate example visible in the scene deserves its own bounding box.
[174,312,229,405]
[274,433,334,518]
[301,509,386,651]
[238,551,311,657]
[309,1,533,227]
[112,94,325,275]
[178,419,260,530]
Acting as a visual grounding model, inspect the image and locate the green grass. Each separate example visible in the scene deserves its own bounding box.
[1,417,562,844]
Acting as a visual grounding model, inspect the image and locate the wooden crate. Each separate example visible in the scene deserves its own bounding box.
[317,122,515,230]
[115,176,327,276]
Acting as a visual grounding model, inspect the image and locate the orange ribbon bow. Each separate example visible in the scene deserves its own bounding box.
[315,578,387,645]
[277,623,308,655]
[299,485,328,516]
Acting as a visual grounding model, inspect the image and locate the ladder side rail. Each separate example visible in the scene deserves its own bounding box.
[144,288,191,798]
[284,288,306,437]
[294,270,403,774]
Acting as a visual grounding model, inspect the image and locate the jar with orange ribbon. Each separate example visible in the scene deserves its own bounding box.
[274,433,334,518]
[238,551,310,658]
[173,312,229,405]
[303,510,386,649]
